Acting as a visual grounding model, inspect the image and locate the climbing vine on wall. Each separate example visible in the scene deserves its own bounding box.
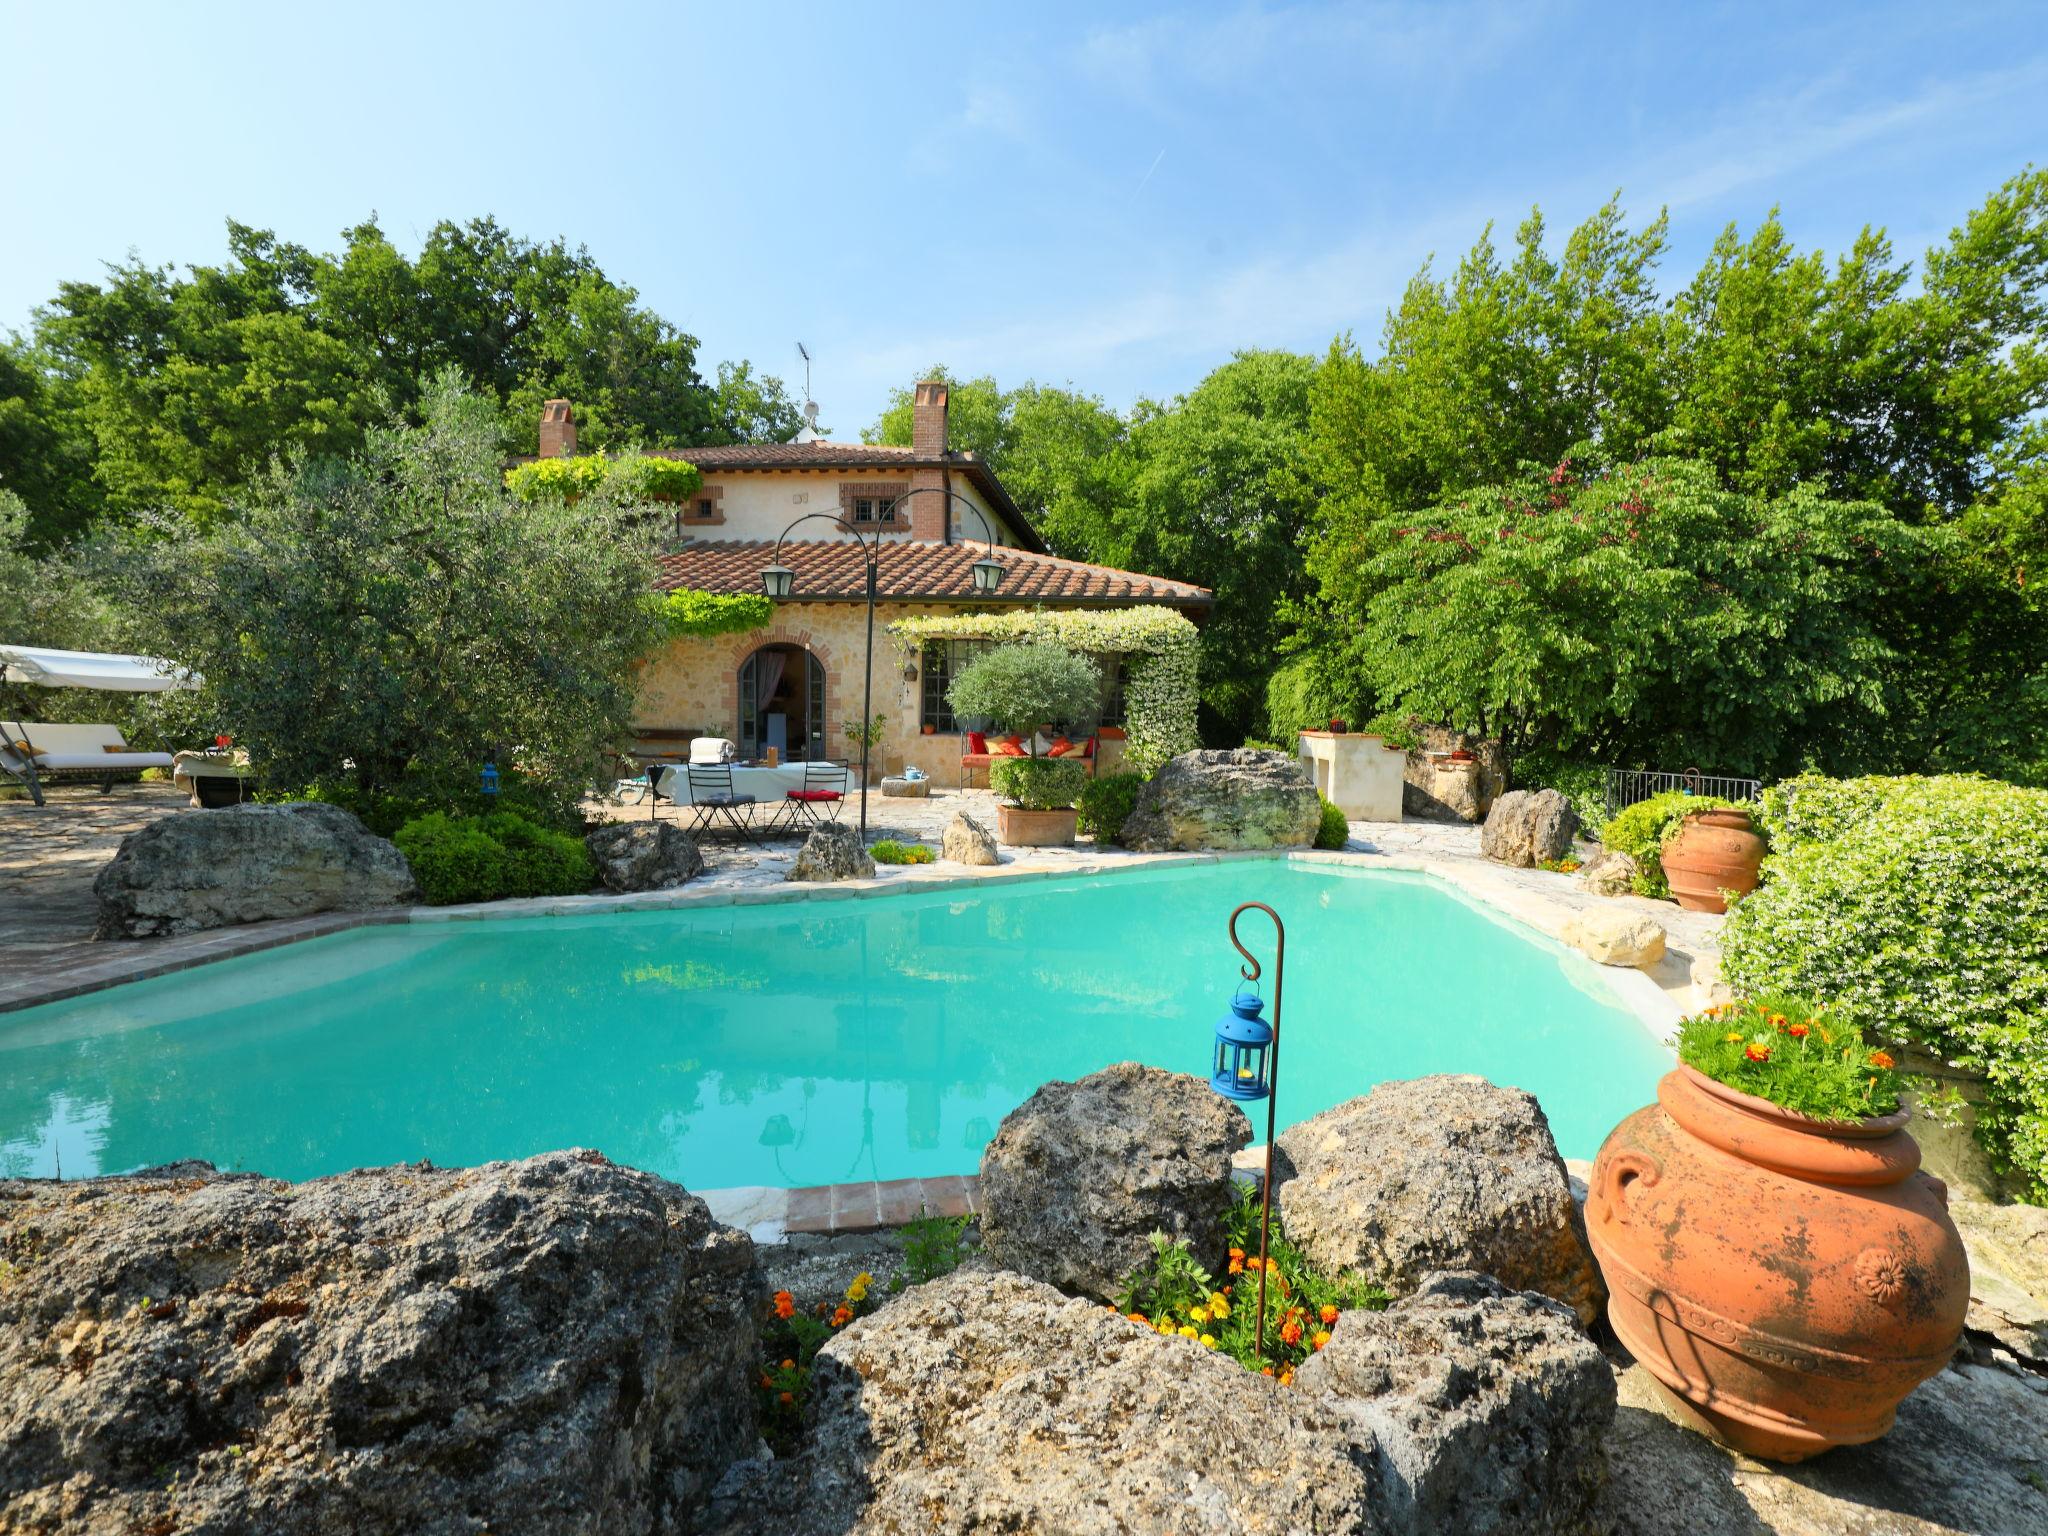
[658,590,774,639]
[889,607,1199,772]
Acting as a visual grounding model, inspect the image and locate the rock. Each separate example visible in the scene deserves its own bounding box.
[1951,1195,2048,1367]
[1577,847,1639,896]
[775,1267,1384,1535]
[878,775,928,798]
[978,1062,1250,1300]
[1480,788,1579,867]
[1560,908,1667,968]
[92,801,416,939]
[1120,749,1321,852]
[939,810,998,865]
[1605,1353,2048,1536]
[0,1151,762,1536]
[1296,1272,1615,1535]
[1275,1075,1604,1325]
[786,822,874,882]
[585,820,704,892]
[1401,723,1508,823]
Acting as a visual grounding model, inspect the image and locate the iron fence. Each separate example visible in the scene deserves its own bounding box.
[1603,767,1763,821]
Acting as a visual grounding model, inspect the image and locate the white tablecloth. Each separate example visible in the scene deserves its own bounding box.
[654,763,849,806]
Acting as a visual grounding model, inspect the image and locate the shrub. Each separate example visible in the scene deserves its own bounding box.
[869,840,934,865]
[989,755,1087,810]
[659,589,773,639]
[1314,794,1350,850]
[1601,789,1744,898]
[1677,995,1904,1121]
[947,643,1101,738]
[1078,771,1147,844]
[300,769,580,840]
[394,809,594,905]
[1722,773,2048,1199]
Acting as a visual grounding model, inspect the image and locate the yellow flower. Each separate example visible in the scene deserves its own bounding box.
[1156,1318,1175,1335]
[1178,1325,1199,1339]
[1199,1333,1217,1349]
[1722,1032,1743,1043]
[1189,1307,1209,1326]
[1209,1297,1231,1320]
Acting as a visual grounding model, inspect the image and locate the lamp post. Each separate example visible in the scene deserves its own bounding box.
[762,492,1005,842]
[1214,901,1286,1360]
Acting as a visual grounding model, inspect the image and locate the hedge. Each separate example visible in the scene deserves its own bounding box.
[395,810,595,905]
[1722,773,2048,1201]
[1078,771,1146,844]
[989,755,1087,810]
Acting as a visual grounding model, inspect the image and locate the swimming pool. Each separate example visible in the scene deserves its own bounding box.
[0,861,1671,1188]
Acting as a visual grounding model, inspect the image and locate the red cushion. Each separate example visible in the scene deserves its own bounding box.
[994,735,1026,757]
[965,731,987,754]
[1082,735,1097,759]
[1046,736,1074,758]
[787,789,842,801]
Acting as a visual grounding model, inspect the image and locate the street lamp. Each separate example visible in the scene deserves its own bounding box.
[761,491,1006,843]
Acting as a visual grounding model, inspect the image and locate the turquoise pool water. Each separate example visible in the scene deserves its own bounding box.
[0,862,1671,1188]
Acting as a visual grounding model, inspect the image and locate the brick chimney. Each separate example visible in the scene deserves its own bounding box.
[911,380,949,456]
[539,399,577,458]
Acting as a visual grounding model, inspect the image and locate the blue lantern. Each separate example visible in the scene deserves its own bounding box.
[480,761,500,795]
[1212,989,1273,1102]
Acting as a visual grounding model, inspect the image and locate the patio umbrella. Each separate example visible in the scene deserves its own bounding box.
[0,645,200,692]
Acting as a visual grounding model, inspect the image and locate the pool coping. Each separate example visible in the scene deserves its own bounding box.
[6,837,1703,1247]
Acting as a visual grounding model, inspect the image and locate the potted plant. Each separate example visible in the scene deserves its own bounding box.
[1587,996,1968,1463]
[947,643,1101,846]
[1660,802,1766,912]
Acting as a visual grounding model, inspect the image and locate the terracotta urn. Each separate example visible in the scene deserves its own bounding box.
[1661,806,1765,913]
[1587,1067,1969,1462]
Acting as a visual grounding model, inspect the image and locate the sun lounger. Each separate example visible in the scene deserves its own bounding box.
[1,721,175,806]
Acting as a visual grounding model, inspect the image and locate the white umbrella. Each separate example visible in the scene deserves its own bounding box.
[0,644,201,693]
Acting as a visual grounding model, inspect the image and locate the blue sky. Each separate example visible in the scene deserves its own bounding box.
[3,2,2042,433]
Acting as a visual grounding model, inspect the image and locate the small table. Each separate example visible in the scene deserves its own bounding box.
[172,750,258,808]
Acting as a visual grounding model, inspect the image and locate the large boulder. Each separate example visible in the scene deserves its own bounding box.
[1120,749,1321,852]
[940,810,998,866]
[1275,1075,1605,1325]
[978,1063,1250,1299]
[0,1152,762,1536]
[1480,788,1580,868]
[1296,1271,1615,1536]
[586,820,705,892]
[1560,908,1667,968]
[1401,723,1508,823]
[93,801,416,939]
[761,1268,1384,1535]
[787,822,874,882]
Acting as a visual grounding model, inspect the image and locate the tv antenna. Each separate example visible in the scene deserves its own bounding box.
[795,342,821,440]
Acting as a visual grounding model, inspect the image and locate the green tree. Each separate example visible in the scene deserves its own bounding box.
[101,372,664,808]
[0,337,102,548]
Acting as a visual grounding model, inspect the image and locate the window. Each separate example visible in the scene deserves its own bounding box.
[920,639,993,732]
[1096,653,1127,728]
[691,497,715,520]
[851,497,896,525]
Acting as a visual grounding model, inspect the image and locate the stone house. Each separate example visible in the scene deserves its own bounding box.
[539,383,1210,782]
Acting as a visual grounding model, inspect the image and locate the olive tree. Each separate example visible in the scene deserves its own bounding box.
[106,371,664,819]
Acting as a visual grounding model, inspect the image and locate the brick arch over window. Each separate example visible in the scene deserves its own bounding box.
[719,628,843,755]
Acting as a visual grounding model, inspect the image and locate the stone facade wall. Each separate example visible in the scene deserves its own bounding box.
[649,470,1014,548]
[634,603,1130,783]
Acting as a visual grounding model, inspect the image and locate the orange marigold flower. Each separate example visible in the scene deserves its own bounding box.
[1768,1013,1788,1029]
[1280,1321,1303,1346]
[1787,1023,1809,1039]
[1278,1369,1294,1386]
[1744,1042,1771,1063]
[1312,1330,1331,1351]
[781,1359,795,1370]
[1261,1366,1275,1377]
[1869,1050,1896,1070]
[778,1391,794,1406]
[1127,1312,1148,1325]
[831,1306,852,1327]
[1228,1257,1244,1275]
[772,1291,796,1320]
[1319,1305,1340,1325]
[760,1373,773,1389]
[1228,1247,1245,1260]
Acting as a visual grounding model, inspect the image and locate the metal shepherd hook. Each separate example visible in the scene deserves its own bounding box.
[1229,900,1285,1361]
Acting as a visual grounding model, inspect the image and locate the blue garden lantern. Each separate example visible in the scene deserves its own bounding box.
[1212,990,1273,1101]
[479,761,500,796]
[1216,900,1288,1359]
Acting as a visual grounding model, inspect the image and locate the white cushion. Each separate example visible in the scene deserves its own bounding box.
[689,736,739,764]
[7,722,129,754]
[30,750,173,771]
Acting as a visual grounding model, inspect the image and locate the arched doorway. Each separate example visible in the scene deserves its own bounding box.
[737,644,826,761]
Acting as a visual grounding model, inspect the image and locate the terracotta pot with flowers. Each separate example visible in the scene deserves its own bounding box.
[1587,997,1968,1462]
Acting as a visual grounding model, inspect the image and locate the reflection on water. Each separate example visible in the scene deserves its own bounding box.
[0,864,1670,1187]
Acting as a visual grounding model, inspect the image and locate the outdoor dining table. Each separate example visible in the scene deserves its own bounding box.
[651,762,847,808]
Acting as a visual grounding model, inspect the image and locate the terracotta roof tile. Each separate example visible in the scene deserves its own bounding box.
[647,441,920,468]
[651,541,1211,606]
